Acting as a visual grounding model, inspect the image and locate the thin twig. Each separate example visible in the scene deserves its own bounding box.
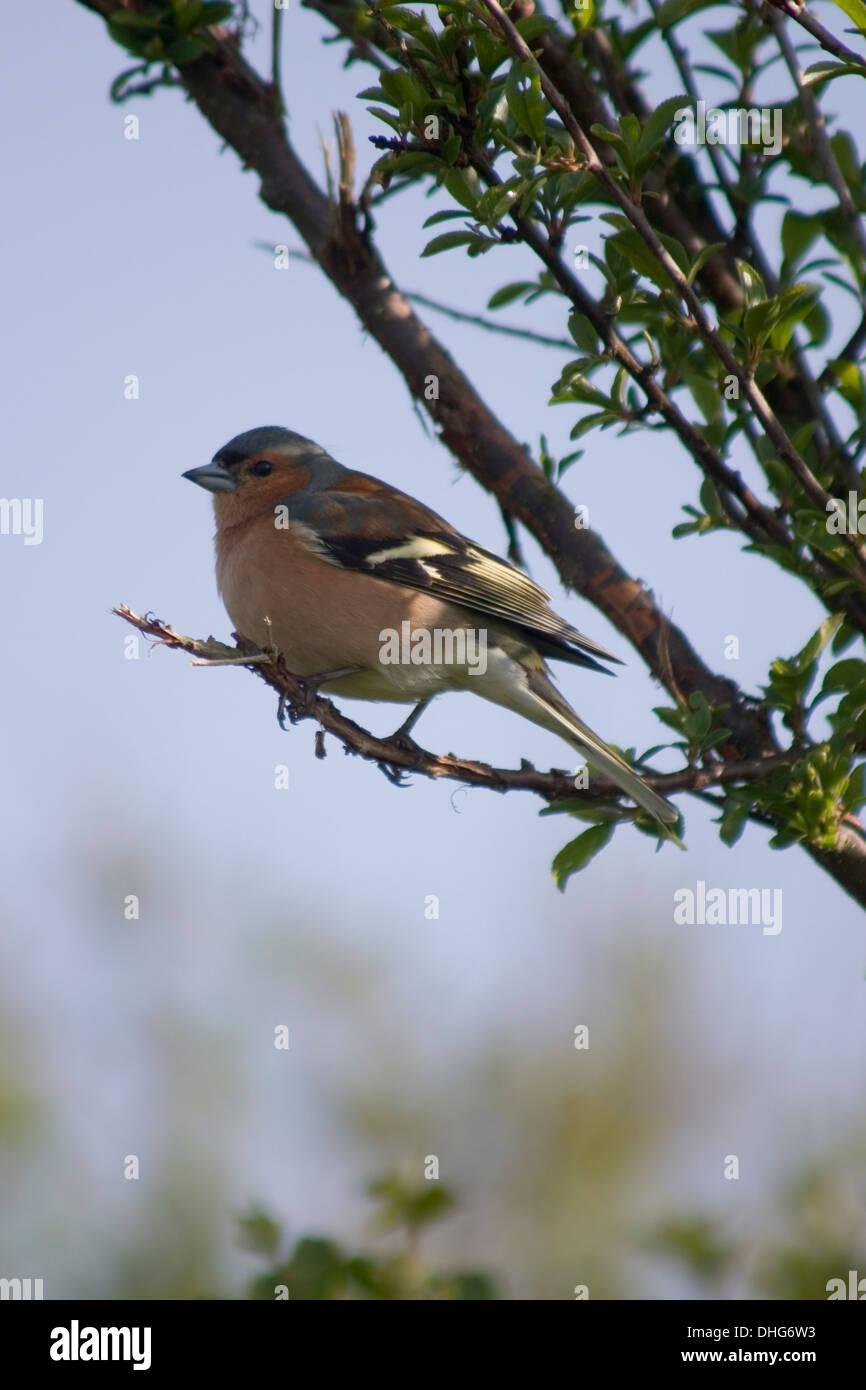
[479,0,866,582]
[403,289,574,349]
[271,2,285,117]
[763,0,866,71]
[263,245,574,348]
[658,0,854,482]
[768,7,866,263]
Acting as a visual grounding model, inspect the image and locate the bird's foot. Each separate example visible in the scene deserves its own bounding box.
[386,699,431,764]
[374,700,433,783]
[277,666,361,728]
[375,760,414,787]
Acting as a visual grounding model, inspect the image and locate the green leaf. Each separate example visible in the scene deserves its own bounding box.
[447,1272,499,1301]
[284,1237,346,1300]
[606,227,686,290]
[620,113,642,149]
[736,259,766,306]
[707,22,763,72]
[654,705,688,733]
[557,448,584,478]
[487,281,534,309]
[198,1,234,21]
[539,799,626,822]
[842,763,866,812]
[474,31,510,78]
[568,409,623,440]
[379,67,427,112]
[357,86,392,106]
[421,208,468,228]
[109,63,152,101]
[829,0,866,32]
[768,284,821,352]
[781,212,823,266]
[637,94,691,157]
[797,613,844,669]
[552,823,615,890]
[167,36,205,63]
[368,1174,457,1232]
[683,690,712,740]
[442,169,480,211]
[366,106,403,133]
[552,363,610,406]
[683,369,723,425]
[699,477,729,524]
[801,61,866,88]
[505,63,547,145]
[717,795,756,845]
[237,1207,282,1259]
[743,299,780,346]
[107,9,166,29]
[822,658,866,693]
[567,0,596,32]
[691,62,739,88]
[654,0,725,29]
[825,358,866,416]
[686,241,726,285]
[421,231,480,257]
[567,311,599,352]
[830,131,863,197]
[591,124,627,151]
[515,14,556,41]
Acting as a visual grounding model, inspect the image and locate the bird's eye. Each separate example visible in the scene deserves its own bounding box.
[251,459,273,477]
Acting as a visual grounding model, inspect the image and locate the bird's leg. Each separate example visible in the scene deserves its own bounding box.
[278,666,362,728]
[391,698,432,746]
[375,699,433,785]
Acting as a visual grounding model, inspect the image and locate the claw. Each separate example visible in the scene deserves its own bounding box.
[376,760,414,787]
[276,666,362,727]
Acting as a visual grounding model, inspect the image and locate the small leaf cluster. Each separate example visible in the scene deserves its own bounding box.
[107,2,234,66]
[240,1176,498,1300]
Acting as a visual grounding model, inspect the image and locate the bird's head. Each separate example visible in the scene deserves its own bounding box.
[183,426,342,522]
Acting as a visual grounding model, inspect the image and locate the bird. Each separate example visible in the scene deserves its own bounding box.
[183,426,678,826]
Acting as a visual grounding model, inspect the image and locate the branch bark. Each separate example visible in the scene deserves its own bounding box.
[764,0,866,71]
[113,604,793,806]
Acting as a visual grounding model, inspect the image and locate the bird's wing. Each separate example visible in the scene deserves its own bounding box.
[283,473,622,672]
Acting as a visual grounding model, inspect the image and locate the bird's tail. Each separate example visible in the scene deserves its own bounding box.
[508,667,679,827]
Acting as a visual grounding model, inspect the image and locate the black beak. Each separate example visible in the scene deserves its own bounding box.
[182,461,239,494]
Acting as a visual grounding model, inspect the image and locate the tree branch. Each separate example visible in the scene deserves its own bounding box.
[763,0,866,71]
[767,5,866,265]
[113,604,796,807]
[538,9,857,490]
[479,0,866,583]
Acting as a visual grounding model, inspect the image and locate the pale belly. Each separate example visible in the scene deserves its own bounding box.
[216,526,487,703]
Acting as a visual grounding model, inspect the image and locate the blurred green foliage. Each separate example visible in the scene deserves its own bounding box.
[648,1161,866,1300]
[241,1178,498,1300]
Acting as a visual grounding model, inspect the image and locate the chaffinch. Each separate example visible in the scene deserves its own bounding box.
[183,426,677,826]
